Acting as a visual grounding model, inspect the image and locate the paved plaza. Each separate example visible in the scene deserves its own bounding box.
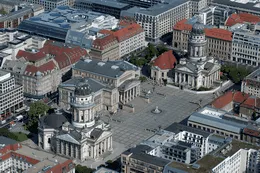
[101,82,215,149]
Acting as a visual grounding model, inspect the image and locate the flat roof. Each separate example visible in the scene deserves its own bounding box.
[77,0,130,9]
[0,136,17,146]
[122,0,189,16]
[211,0,260,14]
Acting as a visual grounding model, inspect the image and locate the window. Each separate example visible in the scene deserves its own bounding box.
[48,138,51,144]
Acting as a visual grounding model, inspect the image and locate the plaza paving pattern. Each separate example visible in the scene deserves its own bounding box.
[100,82,214,148]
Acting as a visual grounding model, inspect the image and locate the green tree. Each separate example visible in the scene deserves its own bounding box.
[26,101,50,133]
[139,76,147,82]
[75,165,94,173]
[157,45,169,55]
[0,7,7,15]
[220,65,250,84]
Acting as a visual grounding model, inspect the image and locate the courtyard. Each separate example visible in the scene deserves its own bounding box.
[100,82,215,149]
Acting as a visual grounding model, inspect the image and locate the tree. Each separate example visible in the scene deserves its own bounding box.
[157,45,169,55]
[75,165,94,173]
[0,7,7,15]
[220,65,250,84]
[25,101,50,133]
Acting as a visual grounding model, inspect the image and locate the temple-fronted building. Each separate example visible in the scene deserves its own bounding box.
[38,80,112,161]
[173,20,221,89]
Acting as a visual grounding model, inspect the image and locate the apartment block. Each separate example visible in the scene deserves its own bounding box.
[2,41,87,98]
[24,0,74,11]
[74,0,131,19]
[0,70,23,115]
[0,4,44,28]
[242,68,260,97]
[172,17,232,60]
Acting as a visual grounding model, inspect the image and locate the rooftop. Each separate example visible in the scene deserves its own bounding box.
[225,13,260,26]
[73,58,139,79]
[151,50,177,70]
[76,0,130,9]
[121,0,189,16]
[0,136,17,146]
[165,122,210,138]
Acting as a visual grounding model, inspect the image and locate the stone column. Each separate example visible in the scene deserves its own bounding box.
[188,75,190,86]
[70,144,74,158]
[183,74,186,83]
[192,76,194,87]
[175,72,178,83]
[179,73,182,84]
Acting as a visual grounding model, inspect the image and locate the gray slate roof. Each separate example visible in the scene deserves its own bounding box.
[0,136,18,145]
[121,0,189,16]
[76,0,130,9]
[165,122,210,138]
[123,145,170,167]
[188,112,247,134]
[73,59,138,79]
[60,77,106,92]
[40,112,69,129]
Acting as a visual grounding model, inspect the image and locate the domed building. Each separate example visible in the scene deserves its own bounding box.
[38,79,113,161]
[173,19,221,89]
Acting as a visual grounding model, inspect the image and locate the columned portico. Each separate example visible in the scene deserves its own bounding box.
[119,80,140,104]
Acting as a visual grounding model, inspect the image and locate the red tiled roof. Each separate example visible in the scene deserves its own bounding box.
[173,19,192,31]
[24,60,57,76]
[0,143,21,155]
[151,50,177,70]
[225,13,260,26]
[119,20,136,27]
[212,91,233,109]
[16,41,87,70]
[92,34,117,50]
[17,49,46,62]
[233,91,249,103]
[211,91,249,109]
[204,28,233,42]
[241,96,260,109]
[243,128,260,137]
[45,160,74,173]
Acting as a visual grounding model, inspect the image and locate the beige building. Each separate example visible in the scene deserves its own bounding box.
[90,34,119,61]
[241,68,260,97]
[72,58,141,110]
[38,79,112,161]
[150,50,177,84]
[173,18,232,61]
[121,145,170,173]
[2,41,87,98]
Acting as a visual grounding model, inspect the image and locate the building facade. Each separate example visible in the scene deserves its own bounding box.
[2,41,87,98]
[38,80,113,160]
[242,68,260,97]
[150,50,177,84]
[172,17,232,61]
[173,21,221,89]
[231,31,260,66]
[212,148,260,173]
[0,70,23,115]
[0,4,44,28]
[74,0,131,19]
[24,0,74,11]
[72,58,141,110]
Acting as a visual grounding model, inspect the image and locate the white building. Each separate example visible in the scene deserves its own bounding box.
[173,20,221,89]
[212,148,260,173]
[141,123,230,164]
[121,0,207,42]
[231,30,260,66]
[241,68,260,97]
[38,80,112,161]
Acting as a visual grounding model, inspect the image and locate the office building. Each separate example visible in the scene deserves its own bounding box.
[172,16,232,61]
[212,148,260,173]
[0,136,75,173]
[231,30,260,66]
[0,4,44,28]
[18,6,118,43]
[118,0,164,8]
[0,70,23,115]
[173,20,221,89]
[121,0,193,42]
[74,0,131,19]
[0,0,21,13]
[100,22,145,58]
[211,0,260,16]
[121,145,170,173]
[38,88,113,160]
[2,40,87,98]
[242,68,260,97]
[150,50,177,84]
[71,58,141,111]
[188,106,248,140]
[24,0,75,11]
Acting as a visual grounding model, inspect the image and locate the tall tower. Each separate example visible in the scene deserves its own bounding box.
[71,79,95,129]
[188,20,207,63]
